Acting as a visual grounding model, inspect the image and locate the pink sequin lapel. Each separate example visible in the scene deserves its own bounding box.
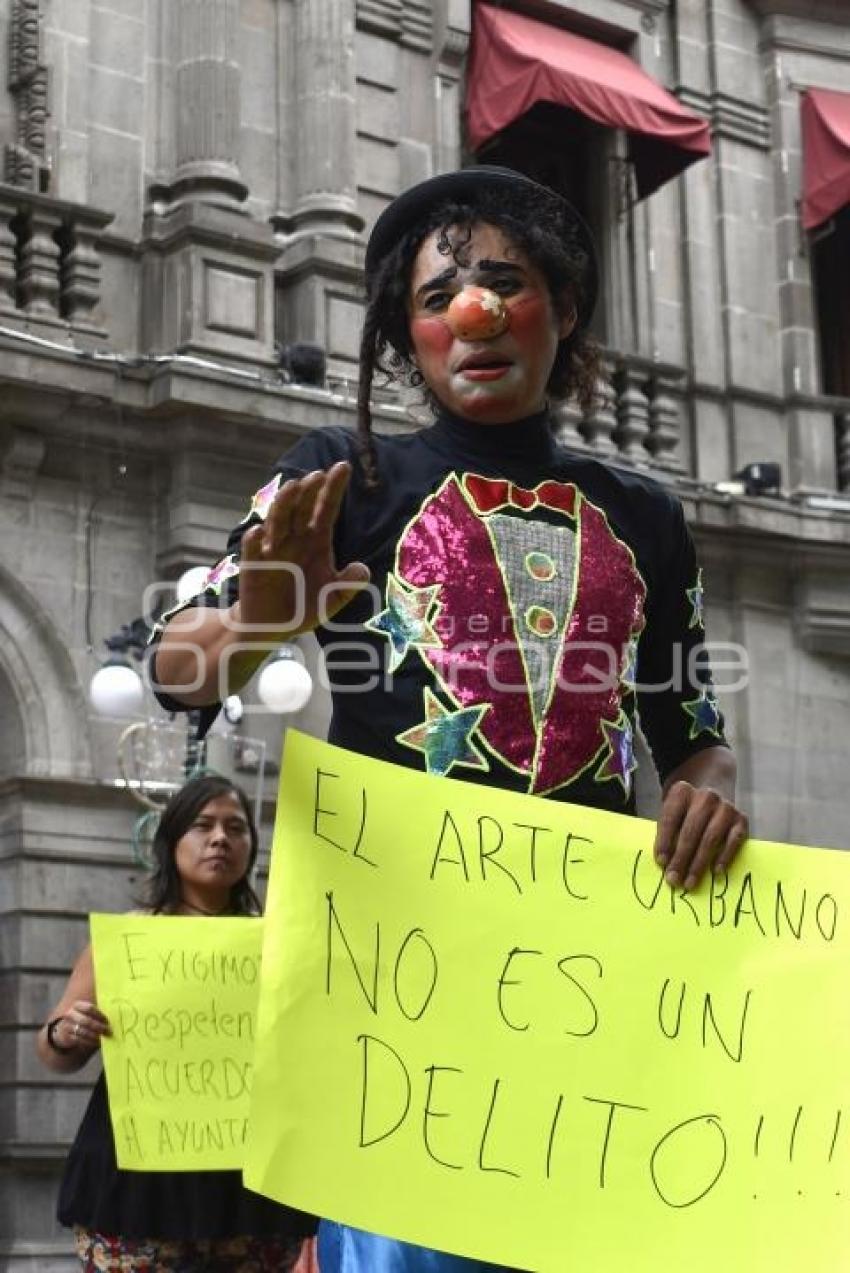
[398,476,536,775]
[397,474,646,794]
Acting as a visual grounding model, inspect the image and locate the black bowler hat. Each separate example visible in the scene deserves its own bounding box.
[364,165,599,326]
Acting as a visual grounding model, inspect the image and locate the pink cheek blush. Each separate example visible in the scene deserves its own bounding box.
[410,316,453,357]
[505,293,551,344]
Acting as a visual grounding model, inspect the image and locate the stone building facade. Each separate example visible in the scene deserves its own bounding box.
[0,0,848,1266]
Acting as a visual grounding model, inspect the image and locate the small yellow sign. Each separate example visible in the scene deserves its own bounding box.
[91,914,262,1170]
[244,731,850,1272]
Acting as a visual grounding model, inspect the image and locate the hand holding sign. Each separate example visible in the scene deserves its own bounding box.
[243,731,849,1273]
[56,1000,111,1050]
[92,915,262,1170]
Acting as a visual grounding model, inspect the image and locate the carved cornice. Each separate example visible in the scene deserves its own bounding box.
[434,0,470,85]
[758,15,850,62]
[357,0,401,38]
[402,1,434,50]
[356,0,434,51]
[676,87,771,150]
[4,0,50,192]
[749,0,847,20]
[439,25,470,67]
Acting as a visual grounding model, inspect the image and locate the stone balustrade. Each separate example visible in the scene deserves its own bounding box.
[551,352,686,474]
[835,406,850,493]
[550,364,850,493]
[0,184,113,334]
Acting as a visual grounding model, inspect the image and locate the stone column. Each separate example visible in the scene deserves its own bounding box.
[289,0,363,239]
[166,0,247,209]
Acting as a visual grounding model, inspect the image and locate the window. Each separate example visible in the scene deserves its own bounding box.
[473,101,614,344]
[812,206,850,397]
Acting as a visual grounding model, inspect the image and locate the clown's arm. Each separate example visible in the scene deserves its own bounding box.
[635,490,749,893]
[153,462,369,707]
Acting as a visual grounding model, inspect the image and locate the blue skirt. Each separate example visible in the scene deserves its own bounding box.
[316,1222,522,1272]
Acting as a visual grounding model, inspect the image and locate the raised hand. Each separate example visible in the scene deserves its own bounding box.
[236,462,370,639]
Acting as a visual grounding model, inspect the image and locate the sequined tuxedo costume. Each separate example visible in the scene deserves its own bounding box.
[154,409,725,813]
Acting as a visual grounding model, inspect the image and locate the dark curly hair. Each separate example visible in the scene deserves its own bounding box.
[357,183,601,486]
[143,774,261,915]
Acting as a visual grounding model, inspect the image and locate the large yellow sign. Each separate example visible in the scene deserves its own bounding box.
[91,914,262,1170]
[244,731,849,1271]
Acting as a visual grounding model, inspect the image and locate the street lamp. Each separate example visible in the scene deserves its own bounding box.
[256,646,313,714]
[89,660,145,718]
[88,618,150,718]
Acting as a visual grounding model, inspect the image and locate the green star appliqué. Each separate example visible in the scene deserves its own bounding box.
[621,636,639,689]
[595,711,637,796]
[682,688,722,740]
[686,568,705,630]
[366,573,442,671]
[397,689,489,777]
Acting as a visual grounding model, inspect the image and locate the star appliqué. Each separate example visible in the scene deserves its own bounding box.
[686,569,705,630]
[621,636,639,689]
[595,711,637,796]
[240,474,282,524]
[397,689,490,777]
[682,688,722,739]
[366,574,442,671]
[203,554,240,596]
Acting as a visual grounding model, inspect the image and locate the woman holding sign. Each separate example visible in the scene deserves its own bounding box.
[37,774,316,1272]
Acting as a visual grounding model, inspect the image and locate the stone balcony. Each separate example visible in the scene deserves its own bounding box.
[0,184,113,340]
[555,353,850,496]
[552,351,687,475]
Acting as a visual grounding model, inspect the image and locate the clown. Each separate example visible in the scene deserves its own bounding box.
[153,167,748,1273]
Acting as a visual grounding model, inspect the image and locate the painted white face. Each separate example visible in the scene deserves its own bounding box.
[407,221,576,424]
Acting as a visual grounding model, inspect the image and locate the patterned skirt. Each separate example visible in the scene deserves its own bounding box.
[74,1227,310,1272]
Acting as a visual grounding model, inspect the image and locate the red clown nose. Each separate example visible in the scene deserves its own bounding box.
[445,286,510,340]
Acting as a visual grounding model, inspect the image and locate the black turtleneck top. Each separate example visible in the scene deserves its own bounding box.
[154,410,726,814]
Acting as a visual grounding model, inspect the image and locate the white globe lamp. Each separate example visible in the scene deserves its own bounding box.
[89,659,145,718]
[256,648,313,714]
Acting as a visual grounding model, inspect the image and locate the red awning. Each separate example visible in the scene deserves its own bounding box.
[466,3,711,199]
[801,88,850,231]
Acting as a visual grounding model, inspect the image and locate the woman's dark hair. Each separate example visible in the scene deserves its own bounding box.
[143,774,261,915]
[357,183,601,486]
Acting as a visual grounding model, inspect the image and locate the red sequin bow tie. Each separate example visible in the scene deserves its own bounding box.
[464,474,576,517]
